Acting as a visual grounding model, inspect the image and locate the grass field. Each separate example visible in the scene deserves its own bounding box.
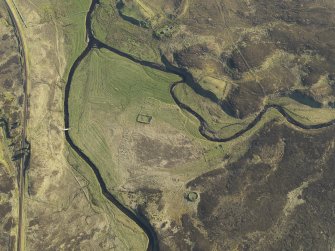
[68,47,195,190]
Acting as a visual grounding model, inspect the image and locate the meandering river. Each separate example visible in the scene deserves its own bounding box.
[63,0,335,250]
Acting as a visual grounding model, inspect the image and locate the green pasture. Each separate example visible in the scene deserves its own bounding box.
[68,48,213,189]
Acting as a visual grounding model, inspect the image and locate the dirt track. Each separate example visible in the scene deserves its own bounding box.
[3,1,30,250]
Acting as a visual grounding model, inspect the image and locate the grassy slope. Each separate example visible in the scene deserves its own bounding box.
[68,48,191,188]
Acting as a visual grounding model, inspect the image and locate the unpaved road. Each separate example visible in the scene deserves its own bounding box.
[3,1,30,250]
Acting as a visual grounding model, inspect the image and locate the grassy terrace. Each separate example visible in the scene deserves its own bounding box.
[173,82,257,137]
